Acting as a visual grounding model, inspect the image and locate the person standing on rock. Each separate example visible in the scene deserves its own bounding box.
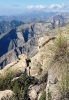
[25,58,31,76]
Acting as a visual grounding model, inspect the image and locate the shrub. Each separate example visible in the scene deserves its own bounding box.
[47,89,52,100]
[52,33,69,64]
[12,73,32,100]
[59,68,69,99]
[0,71,14,90]
[39,90,46,100]
[0,70,40,100]
[50,31,69,99]
[13,82,20,96]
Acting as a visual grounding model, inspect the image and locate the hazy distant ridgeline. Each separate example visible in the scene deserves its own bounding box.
[0,11,57,23]
[0,20,24,35]
[0,12,66,36]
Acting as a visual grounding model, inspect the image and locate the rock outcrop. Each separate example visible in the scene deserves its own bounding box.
[0,90,14,100]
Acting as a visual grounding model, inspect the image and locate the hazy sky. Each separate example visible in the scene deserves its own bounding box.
[0,0,69,15]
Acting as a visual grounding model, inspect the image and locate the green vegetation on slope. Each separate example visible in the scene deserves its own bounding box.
[0,70,39,100]
[0,71,13,90]
[52,32,69,99]
[39,90,46,100]
[53,33,69,64]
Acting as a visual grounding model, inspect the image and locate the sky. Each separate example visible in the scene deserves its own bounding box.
[0,0,69,15]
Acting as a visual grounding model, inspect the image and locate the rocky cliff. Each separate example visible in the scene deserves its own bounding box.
[47,14,65,27]
[0,24,69,100]
[0,22,55,68]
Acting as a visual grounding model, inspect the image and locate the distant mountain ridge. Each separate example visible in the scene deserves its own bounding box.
[0,20,24,35]
[47,14,65,27]
[0,12,66,38]
[0,11,68,23]
[0,11,57,23]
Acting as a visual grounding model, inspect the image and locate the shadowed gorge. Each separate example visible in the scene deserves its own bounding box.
[0,29,17,57]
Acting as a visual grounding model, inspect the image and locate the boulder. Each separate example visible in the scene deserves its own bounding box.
[0,90,14,100]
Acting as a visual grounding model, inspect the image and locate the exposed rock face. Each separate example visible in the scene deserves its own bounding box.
[0,22,53,57]
[48,14,65,27]
[0,35,54,75]
[0,22,54,68]
[46,69,61,100]
[0,29,20,57]
[0,37,38,69]
[0,90,14,100]
[28,85,41,100]
[0,29,69,100]
[0,54,27,75]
